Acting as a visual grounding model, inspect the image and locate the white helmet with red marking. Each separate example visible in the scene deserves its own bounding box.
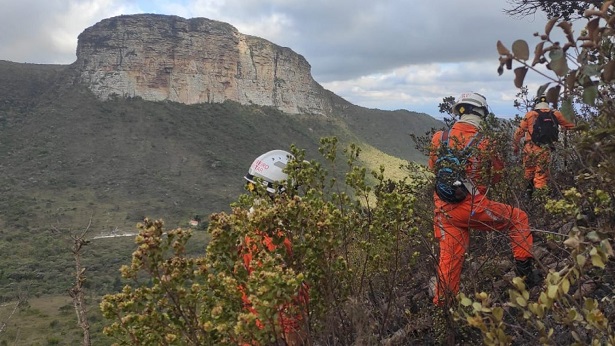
[244,150,294,193]
[452,92,489,117]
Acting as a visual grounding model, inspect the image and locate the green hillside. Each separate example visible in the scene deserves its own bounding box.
[0,60,441,232]
[0,60,443,343]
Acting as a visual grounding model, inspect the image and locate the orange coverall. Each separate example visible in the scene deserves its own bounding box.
[513,108,575,188]
[239,229,309,345]
[429,122,534,306]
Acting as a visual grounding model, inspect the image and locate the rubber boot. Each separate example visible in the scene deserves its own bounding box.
[515,258,542,288]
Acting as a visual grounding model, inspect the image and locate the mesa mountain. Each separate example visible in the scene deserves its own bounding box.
[0,14,442,232]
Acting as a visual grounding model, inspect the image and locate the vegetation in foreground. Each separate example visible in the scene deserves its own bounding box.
[98,2,615,345]
[2,1,615,345]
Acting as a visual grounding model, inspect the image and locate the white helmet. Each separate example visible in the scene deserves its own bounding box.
[244,150,294,193]
[534,94,549,109]
[452,92,488,117]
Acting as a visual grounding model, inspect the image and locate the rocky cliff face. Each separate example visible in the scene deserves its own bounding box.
[74,14,332,115]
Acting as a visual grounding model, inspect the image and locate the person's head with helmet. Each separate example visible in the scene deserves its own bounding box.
[534,94,550,110]
[244,149,294,196]
[452,92,489,117]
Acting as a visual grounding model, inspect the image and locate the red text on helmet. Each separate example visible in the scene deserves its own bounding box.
[251,159,269,173]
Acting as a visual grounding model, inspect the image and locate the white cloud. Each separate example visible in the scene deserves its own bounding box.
[0,0,556,117]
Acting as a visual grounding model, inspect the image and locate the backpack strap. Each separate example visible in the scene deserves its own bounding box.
[440,129,482,153]
[535,109,559,125]
[440,129,450,147]
[464,133,483,151]
[458,132,483,166]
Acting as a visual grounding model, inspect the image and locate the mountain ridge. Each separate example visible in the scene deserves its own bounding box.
[0,14,442,232]
[74,14,333,115]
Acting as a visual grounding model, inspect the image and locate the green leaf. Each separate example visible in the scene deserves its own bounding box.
[512,277,526,290]
[559,97,575,122]
[546,86,560,104]
[537,83,550,98]
[547,284,558,299]
[536,320,545,331]
[602,60,615,81]
[567,309,579,321]
[512,40,530,60]
[601,239,614,256]
[549,49,569,76]
[493,307,504,322]
[562,278,570,294]
[577,254,586,267]
[583,86,598,106]
[587,231,601,242]
[515,296,527,307]
[591,253,605,268]
[537,303,545,318]
[563,236,580,248]
[582,64,602,77]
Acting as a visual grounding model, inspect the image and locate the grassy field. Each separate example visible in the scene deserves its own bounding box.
[0,295,111,345]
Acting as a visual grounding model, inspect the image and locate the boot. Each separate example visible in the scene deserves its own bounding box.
[524,180,534,200]
[515,258,542,288]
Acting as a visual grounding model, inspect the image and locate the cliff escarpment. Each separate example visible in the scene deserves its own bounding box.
[74,14,332,115]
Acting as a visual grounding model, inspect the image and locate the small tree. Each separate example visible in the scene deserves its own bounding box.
[69,223,92,346]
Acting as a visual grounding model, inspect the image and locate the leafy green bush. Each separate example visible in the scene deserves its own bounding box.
[455,3,615,345]
[100,137,437,344]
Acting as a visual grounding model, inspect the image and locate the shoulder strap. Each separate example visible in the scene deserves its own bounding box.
[440,129,450,147]
[463,132,482,151]
[440,130,482,151]
[458,133,483,164]
[549,110,559,125]
[537,109,559,127]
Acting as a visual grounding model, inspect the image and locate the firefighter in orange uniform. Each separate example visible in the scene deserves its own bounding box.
[513,94,575,197]
[239,150,309,345]
[429,92,538,307]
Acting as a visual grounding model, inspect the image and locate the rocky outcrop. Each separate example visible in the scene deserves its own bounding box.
[74,14,332,115]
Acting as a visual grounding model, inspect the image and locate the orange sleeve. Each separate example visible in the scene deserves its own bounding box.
[428,130,443,171]
[513,112,531,146]
[553,110,575,129]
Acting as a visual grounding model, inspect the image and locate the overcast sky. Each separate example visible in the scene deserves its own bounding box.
[0,0,554,118]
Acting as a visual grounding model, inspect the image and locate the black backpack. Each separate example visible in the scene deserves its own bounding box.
[434,130,482,203]
[531,110,559,145]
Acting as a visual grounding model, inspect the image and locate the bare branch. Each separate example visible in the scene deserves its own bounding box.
[68,216,93,346]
